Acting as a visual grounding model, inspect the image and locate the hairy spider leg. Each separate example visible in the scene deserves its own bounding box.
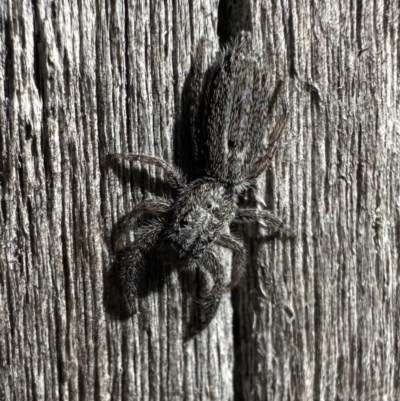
[234,208,296,237]
[112,198,171,252]
[189,39,207,162]
[109,221,165,316]
[194,233,246,334]
[194,249,227,334]
[111,153,185,189]
[246,111,289,181]
[215,234,246,291]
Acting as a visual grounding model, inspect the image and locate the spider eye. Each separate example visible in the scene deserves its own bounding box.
[179,212,194,228]
[206,202,219,213]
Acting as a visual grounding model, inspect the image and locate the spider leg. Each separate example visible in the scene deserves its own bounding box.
[189,39,207,164]
[110,153,185,189]
[215,234,246,291]
[234,208,296,237]
[246,110,289,181]
[194,250,226,334]
[193,235,246,335]
[112,198,171,253]
[245,79,288,181]
[107,220,164,317]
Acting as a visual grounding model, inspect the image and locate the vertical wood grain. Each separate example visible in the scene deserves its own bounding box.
[0,0,399,400]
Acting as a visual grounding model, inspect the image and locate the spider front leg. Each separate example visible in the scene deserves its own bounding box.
[112,198,171,252]
[107,221,164,317]
[215,234,246,291]
[193,235,246,335]
[110,153,185,189]
[246,111,289,181]
[234,208,296,237]
[193,249,226,335]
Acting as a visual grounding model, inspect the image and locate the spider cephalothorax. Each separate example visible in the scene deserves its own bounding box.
[108,32,295,335]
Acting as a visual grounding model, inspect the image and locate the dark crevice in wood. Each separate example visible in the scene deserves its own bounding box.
[32,0,43,98]
[283,0,297,79]
[217,0,252,46]
[232,286,244,401]
[356,0,363,52]
[4,18,14,101]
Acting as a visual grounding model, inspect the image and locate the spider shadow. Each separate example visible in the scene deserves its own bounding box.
[104,46,215,335]
[104,158,175,321]
[104,147,201,334]
[106,155,175,201]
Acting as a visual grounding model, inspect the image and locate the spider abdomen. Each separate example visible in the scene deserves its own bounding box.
[196,32,270,185]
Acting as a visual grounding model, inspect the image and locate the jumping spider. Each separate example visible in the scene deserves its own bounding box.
[108,32,295,335]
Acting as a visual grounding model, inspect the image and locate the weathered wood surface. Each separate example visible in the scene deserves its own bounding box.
[1,0,399,400]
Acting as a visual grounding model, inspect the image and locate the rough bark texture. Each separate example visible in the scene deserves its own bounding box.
[0,0,399,400]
